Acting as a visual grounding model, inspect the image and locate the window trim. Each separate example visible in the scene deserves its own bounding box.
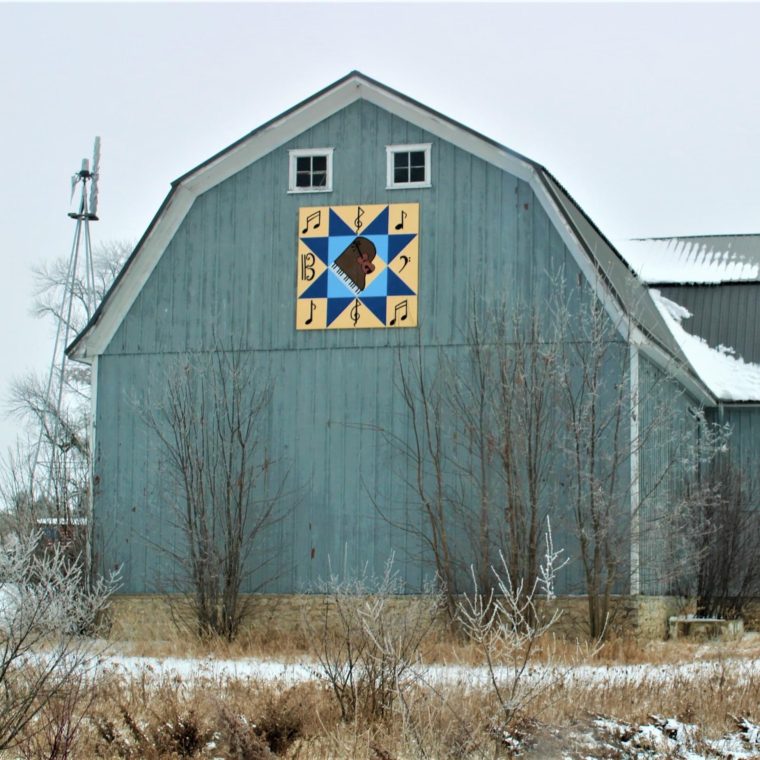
[386,143,432,189]
[288,148,334,193]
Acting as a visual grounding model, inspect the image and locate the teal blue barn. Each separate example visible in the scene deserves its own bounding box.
[69,73,751,623]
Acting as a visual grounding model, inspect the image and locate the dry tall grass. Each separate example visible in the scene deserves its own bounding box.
[7,640,758,759]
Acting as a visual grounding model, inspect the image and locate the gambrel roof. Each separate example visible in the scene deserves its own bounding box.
[67,71,714,403]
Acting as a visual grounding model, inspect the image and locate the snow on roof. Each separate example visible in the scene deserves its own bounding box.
[616,235,760,284]
[650,289,760,402]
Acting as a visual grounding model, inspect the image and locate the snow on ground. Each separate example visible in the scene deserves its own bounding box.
[97,653,760,758]
[98,652,760,689]
[650,289,760,401]
[90,652,760,759]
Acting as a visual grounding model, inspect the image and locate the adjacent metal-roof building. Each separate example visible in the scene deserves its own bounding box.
[618,234,760,379]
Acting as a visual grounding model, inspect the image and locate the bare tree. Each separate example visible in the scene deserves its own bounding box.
[391,300,563,620]
[2,241,131,528]
[393,342,460,620]
[450,304,561,600]
[140,349,288,641]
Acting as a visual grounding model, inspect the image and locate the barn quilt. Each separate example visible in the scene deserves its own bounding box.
[296,203,418,329]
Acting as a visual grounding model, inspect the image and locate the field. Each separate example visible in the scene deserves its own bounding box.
[11,630,760,760]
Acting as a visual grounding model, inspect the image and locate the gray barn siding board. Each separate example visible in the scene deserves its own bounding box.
[517,181,534,304]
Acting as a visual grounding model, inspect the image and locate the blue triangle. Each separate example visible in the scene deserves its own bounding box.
[387,269,415,297]
[302,236,329,265]
[329,236,356,265]
[361,269,388,298]
[301,271,328,299]
[327,268,356,298]
[327,298,354,326]
[361,297,387,325]
[329,210,356,237]
[387,233,416,263]
[362,207,389,236]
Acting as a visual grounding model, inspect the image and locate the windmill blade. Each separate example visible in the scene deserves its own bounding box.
[89,136,101,218]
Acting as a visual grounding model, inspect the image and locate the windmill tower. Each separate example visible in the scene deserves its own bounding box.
[31,138,101,521]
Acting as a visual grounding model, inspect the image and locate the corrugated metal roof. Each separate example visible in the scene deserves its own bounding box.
[658,283,760,366]
[617,234,760,284]
[650,288,760,402]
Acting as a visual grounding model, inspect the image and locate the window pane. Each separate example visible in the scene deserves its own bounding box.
[410,165,425,183]
[313,171,326,187]
[394,167,408,184]
[312,155,327,172]
[296,171,311,188]
[410,151,425,168]
[296,156,311,173]
[394,152,410,170]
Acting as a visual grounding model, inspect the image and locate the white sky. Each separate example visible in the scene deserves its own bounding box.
[1,2,760,454]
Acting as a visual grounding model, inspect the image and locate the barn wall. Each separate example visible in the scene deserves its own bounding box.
[93,99,633,595]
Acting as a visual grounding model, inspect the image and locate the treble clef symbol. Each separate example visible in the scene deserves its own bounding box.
[350,298,361,326]
[354,206,364,233]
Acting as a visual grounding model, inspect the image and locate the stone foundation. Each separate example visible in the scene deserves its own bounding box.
[106,593,712,643]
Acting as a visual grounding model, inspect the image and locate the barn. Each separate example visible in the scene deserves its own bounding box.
[68,72,757,638]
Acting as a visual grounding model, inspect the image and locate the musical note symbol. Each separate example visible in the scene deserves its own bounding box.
[350,298,361,326]
[305,300,316,326]
[354,206,364,233]
[394,210,407,231]
[302,210,321,234]
[389,299,408,326]
[300,252,315,282]
[399,255,411,272]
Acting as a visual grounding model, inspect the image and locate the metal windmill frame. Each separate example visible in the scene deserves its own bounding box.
[31,138,101,522]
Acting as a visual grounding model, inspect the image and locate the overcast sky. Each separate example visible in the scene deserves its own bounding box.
[1,1,760,455]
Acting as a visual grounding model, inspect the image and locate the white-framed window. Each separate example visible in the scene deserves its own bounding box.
[386,143,432,189]
[288,148,334,193]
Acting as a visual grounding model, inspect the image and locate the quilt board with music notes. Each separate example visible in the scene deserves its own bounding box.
[296,203,418,330]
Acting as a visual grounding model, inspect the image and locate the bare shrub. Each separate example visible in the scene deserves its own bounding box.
[674,459,760,619]
[303,556,444,722]
[0,531,117,753]
[456,519,569,739]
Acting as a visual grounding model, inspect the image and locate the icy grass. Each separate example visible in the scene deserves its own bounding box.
[9,635,760,758]
[74,647,760,758]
